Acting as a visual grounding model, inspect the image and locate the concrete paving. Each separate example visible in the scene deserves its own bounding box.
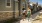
[31,10,42,19]
[0,10,42,23]
[13,10,42,23]
[11,10,42,23]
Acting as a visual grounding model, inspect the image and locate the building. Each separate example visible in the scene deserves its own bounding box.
[0,0,20,20]
[0,0,30,21]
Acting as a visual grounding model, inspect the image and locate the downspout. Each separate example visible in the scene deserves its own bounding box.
[18,0,21,16]
[13,0,15,19]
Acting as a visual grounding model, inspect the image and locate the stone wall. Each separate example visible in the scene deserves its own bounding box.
[0,12,13,21]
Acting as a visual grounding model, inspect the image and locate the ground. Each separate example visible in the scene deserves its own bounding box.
[0,10,42,23]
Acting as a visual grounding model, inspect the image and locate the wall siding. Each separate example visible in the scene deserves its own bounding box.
[0,0,13,11]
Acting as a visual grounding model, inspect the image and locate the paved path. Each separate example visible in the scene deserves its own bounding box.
[31,10,42,19]
[12,10,42,23]
[1,10,42,23]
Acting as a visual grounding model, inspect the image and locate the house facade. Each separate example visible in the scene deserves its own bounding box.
[0,0,29,21]
[0,0,20,20]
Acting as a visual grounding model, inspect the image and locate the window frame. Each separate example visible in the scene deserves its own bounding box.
[6,0,11,7]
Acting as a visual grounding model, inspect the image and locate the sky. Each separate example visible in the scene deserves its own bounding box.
[30,0,42,5]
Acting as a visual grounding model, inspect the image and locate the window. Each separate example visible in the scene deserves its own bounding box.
[6,0,11,7]
[7,3,10,6]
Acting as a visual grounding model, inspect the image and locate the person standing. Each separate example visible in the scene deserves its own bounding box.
[22,8,27,21]
[27,7,31,21]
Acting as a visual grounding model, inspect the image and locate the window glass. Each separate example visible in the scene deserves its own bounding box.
[7,3,10,6]
[6,0,10,6]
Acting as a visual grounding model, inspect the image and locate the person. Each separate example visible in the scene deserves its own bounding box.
[27,7,31,21]
[22,8,27,21]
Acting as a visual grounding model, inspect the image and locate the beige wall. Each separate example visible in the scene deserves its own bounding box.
[0,0,13,11]
[0,0,19,20]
